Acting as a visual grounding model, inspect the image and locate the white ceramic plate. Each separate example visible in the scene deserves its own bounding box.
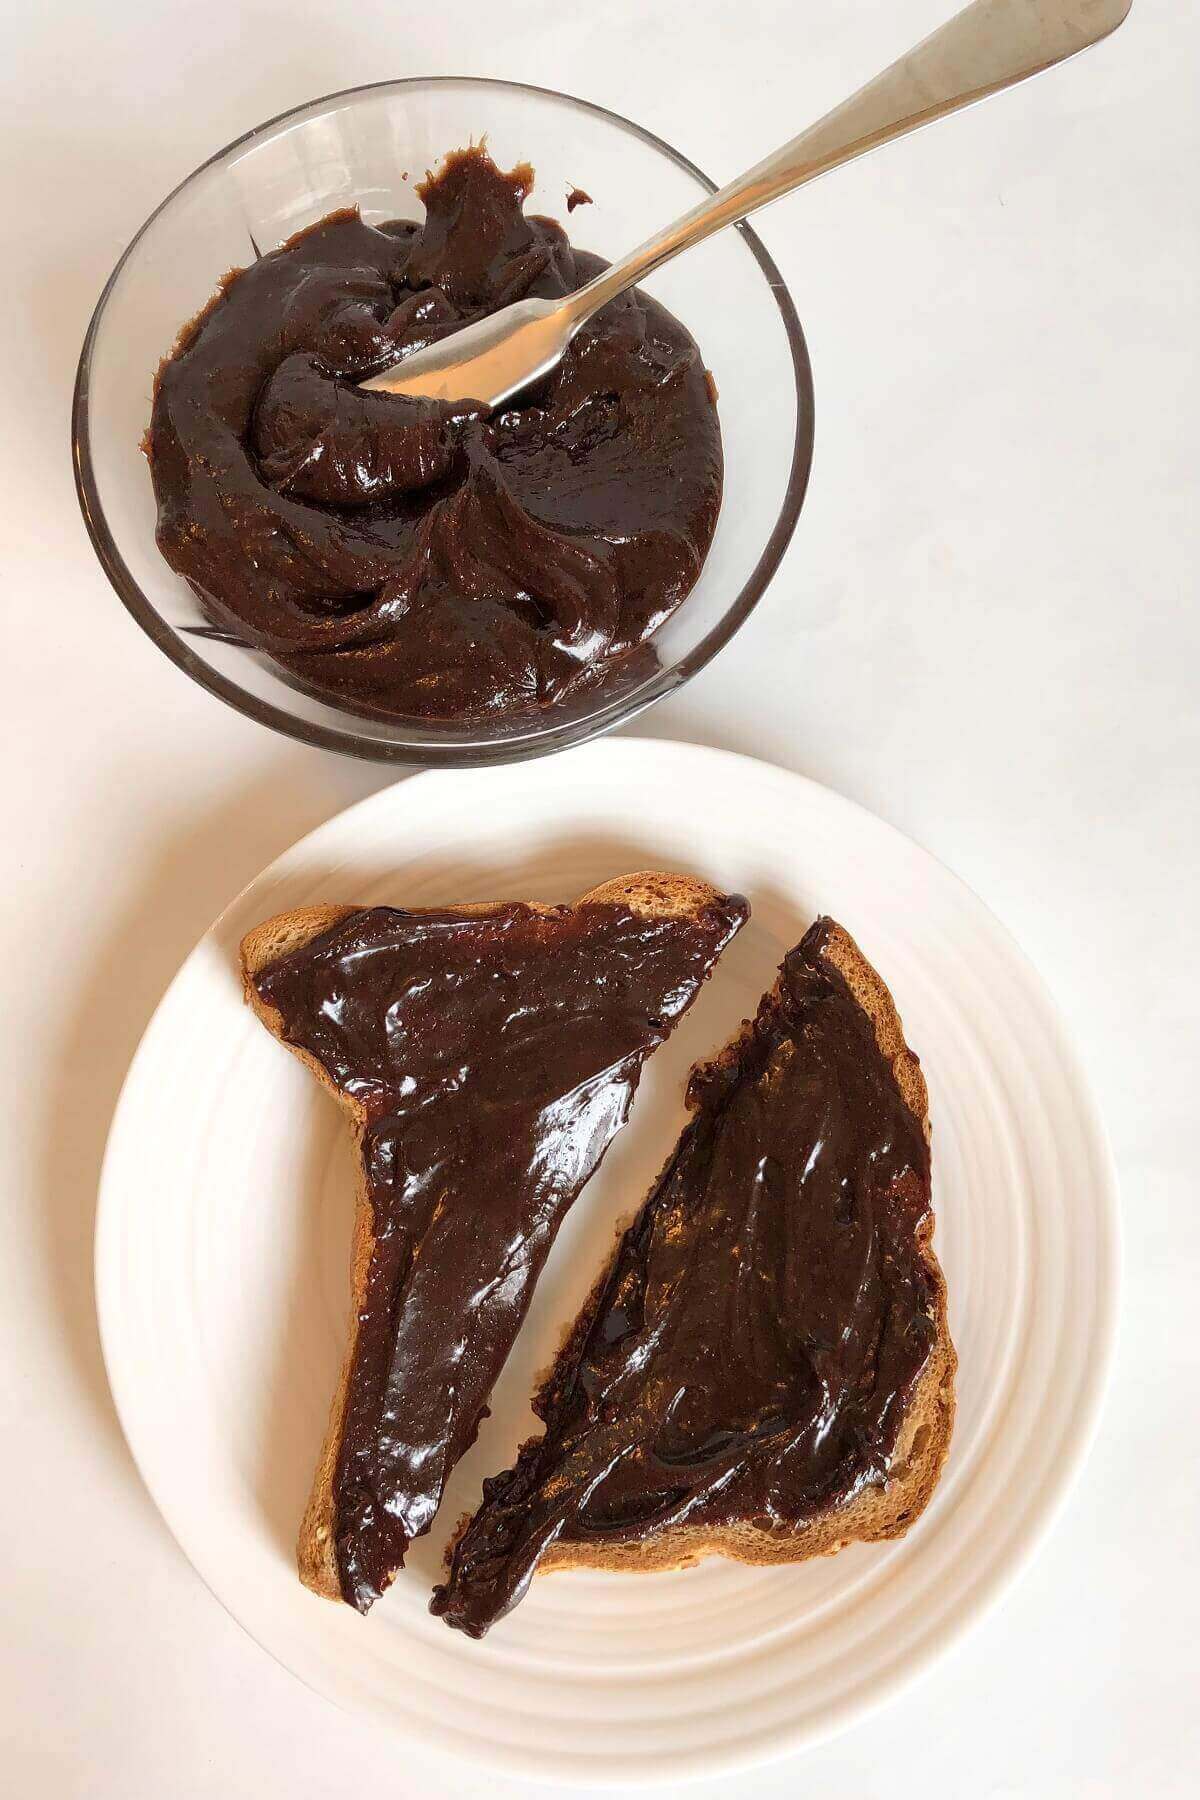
[96,738,1119,1785]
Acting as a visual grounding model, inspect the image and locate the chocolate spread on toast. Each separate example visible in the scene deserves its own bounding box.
[252,892,747,1610]
[432,918,939,1636]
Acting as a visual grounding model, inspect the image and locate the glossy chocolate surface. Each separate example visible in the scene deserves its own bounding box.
[432,918,937,1636]
[147,148,722,722]
[252,892,747,1609]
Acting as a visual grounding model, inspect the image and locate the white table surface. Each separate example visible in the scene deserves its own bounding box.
[3,0,1197,1793]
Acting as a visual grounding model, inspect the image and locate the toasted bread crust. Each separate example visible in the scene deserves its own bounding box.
[452,918,956,1589]
[239,873,739,1604]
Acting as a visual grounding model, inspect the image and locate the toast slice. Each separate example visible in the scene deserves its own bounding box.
[240,873,747,1612]
[432,917,956,1637]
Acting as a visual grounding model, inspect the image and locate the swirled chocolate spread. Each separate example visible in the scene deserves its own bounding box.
[432,918,941,1637]
[146,147,722,722]
[250,887,747,1611]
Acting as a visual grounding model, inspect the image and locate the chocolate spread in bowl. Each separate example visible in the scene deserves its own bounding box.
[146,147,722,724]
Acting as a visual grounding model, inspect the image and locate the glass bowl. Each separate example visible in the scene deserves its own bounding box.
[73,78,813,766]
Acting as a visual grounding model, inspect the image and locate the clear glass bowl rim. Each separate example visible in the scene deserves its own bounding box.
[72,75,815,766]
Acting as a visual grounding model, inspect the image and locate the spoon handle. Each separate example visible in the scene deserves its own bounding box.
[565,0,1131,323]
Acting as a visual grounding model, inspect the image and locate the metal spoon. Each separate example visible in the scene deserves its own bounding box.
[363,0,1130,409]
